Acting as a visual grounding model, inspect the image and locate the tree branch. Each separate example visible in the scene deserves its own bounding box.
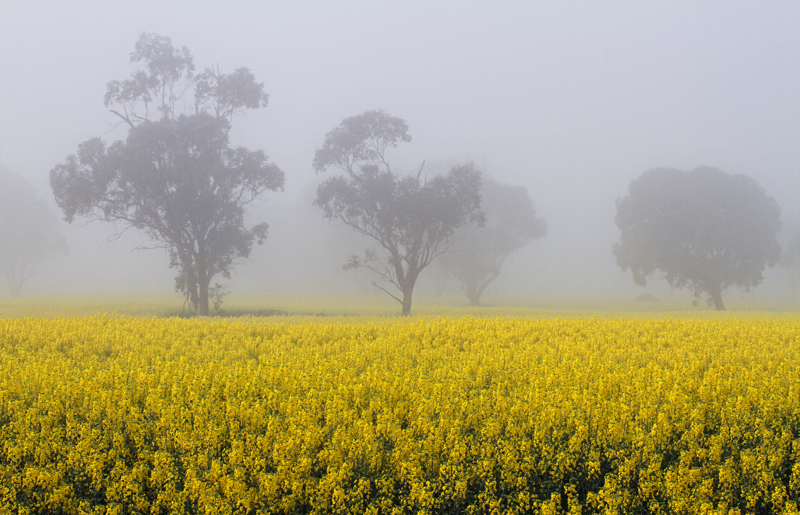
[109,110,135,129]
[371,280,403,306]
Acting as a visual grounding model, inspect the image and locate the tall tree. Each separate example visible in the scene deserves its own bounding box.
[438,178,546,305]
[50,33,284,315]
[313,110,483,316]
[0,168,67,296]
[613,166,781,310]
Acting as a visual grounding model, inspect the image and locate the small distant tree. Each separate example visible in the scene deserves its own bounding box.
[439,178,546,305]
[313,110,484,316]
[209,282,229,315]
[49,33,284,315]
[613,166,781,310]
[0,169,67,296]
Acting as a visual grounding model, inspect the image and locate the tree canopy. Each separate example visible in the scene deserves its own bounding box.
[613,166,781,310]
[0,168,67,297]
[313,110,483,316]
[438,178,546,305]
[50,33,284,315]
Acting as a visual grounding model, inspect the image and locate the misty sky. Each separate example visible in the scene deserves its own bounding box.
[1,2,799,301]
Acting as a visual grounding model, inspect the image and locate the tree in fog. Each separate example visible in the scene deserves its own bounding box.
[438,178,546,305]
[313,110,483,316]
[50,33,284,315]
[0,169,67,296]
[613,166,781,310]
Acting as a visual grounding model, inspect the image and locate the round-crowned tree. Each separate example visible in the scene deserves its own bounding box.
[613,166,781,310]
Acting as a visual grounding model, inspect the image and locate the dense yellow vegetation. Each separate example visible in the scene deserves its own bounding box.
[2,315,800,514]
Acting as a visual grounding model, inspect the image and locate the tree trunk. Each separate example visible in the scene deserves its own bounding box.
[464,267,499,307]
[465,284,481,306]
[398,268,421,316]
[401,288,413,316]
[197,274,210,316]
[708,287,726,311]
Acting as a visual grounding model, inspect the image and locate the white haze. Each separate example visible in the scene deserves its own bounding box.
[1,1,799,304]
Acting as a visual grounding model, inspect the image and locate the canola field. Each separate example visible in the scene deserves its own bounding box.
[2,314,800,514]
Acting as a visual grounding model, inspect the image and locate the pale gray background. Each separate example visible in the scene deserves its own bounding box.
[1,1,798,302]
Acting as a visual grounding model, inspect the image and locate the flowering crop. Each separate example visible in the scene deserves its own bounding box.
[2,315,800,514]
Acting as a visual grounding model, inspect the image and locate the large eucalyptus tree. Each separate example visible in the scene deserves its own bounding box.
[50,33,284,315]
[313,110,483,315]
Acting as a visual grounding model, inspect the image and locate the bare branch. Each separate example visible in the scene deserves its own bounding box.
[371,281,403,305]
[109,110,135,129]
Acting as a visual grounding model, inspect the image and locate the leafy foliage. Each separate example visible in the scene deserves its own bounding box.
[50,33,284,315]
[313,110,483,315]
[613,166,781,310]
